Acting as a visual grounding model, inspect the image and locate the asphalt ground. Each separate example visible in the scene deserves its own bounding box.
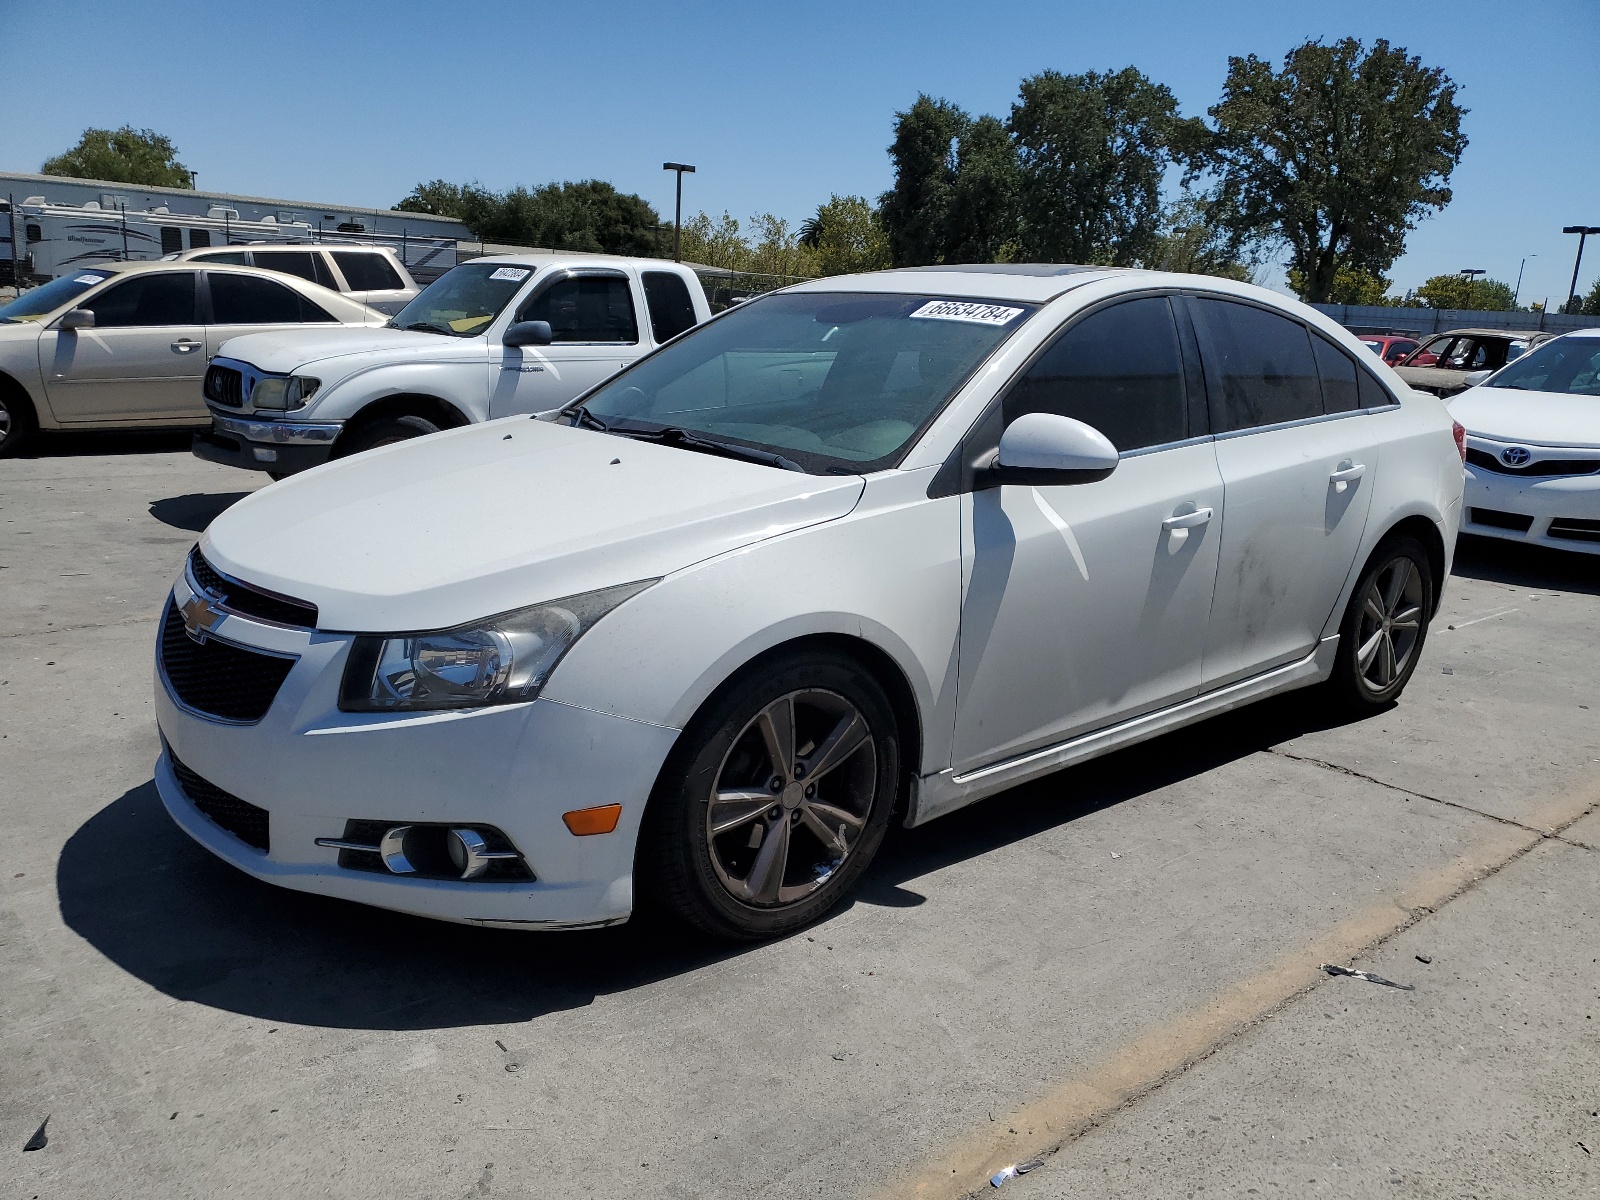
[3,438,1598,1199]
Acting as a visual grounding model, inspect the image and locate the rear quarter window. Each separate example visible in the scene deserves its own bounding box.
[332,252,404,292]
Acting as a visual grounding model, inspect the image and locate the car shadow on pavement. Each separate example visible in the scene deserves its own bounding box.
[149,492,255,532]
[55,690,1360,1033]
[1452,533,1600,597]
[18,429,196,458]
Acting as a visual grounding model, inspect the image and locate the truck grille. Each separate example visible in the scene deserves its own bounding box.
[1465,448,1600,477]
[189,547,318,628]
[170,752,270,851]
[160,599,296,723]
[204,364,244,407]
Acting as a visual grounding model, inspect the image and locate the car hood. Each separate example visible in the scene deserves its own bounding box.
[214,326,480,374]
[1395,365,1467,391]
[201,418,866,631]
[1447,385,1600,449]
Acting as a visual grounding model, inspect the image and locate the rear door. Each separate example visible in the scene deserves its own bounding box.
[38,270,207,422]
[1188,296,1380,688]
[488,270,644,417]
[203,271,340,359]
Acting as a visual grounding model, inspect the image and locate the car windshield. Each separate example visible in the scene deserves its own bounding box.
[0,269,114,322]
[1483,336,1600,397]
[387,261,533,337]
[570,292,1037,473]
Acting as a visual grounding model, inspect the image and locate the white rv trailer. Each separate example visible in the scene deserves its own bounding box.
[2,196,457,285]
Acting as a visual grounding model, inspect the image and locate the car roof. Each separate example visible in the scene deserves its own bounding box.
[1430,327,1550,341]
[782,264,1128,303]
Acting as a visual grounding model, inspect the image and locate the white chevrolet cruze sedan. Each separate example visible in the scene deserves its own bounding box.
[1448,330,1600,553]
[154,266,1466,939]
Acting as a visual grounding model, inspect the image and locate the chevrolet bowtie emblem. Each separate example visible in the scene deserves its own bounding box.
[179,592,226,642]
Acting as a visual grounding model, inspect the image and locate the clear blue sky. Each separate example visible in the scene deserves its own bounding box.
[9,0,1598,302]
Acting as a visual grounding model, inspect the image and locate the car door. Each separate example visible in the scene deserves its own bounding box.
[1187,296,1380,689]
[203,270,340,358]
[488,270,645,417]
[951,295,1225,773]
[38,270,206,422]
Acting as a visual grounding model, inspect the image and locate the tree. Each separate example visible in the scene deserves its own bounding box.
[1415,274,1515,310]
[394,179,662,255]
[1206,38,1467,304]
[800,195,891,276]
[42,126,193,188]
[1010,68,1201,266]
[945,116,1022,263]
[1287,263,1397,304]
[1583,279,1600,316]
[879,95,970,266]
[1143,195,1251,280]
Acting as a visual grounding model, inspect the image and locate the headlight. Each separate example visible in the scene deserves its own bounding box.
[338,579,656,712]
[250,375,320,411]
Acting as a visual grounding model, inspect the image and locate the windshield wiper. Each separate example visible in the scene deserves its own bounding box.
[604,423,805,472]
[568,404,611,432]
[400,320,458,336]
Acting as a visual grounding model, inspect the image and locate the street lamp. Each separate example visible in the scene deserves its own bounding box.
[662,162,695,263]
[1458,268,1485,307]
[1512,254,1536,308]
[1562,225,1600,311]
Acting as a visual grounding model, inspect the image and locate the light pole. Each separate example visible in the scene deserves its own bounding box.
[1512,254,1536,308]
[1562,225,1600,311]
[1459,268,1485,308]
[662,162,695,262]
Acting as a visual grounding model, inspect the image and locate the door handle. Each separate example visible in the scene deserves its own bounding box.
[171,339,202,354]
[1162,507,1213,530]
[1329,461,1366,492]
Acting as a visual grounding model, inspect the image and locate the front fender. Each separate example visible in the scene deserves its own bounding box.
[297,359,491,423]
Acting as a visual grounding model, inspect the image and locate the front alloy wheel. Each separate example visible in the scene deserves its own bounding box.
[640,651,899,939]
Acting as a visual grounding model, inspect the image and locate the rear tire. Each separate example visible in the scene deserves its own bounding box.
[0,382,37,458]
[339,414,441,457]
[1327,535,1435,712]
[638,650,901,940]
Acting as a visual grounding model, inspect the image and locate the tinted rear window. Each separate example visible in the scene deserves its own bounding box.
[332,251,404,292]
[643,271,698,342]
[209,273,335,324]
[1191,297,1322,431]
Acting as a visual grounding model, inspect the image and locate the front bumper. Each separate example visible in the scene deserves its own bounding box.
[1460,444,1600,555]
[192,411,343,475]
[153,572,681,928]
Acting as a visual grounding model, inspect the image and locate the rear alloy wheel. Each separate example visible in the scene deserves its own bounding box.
[0,385,36,457]
[640,652,899,940]
[1329,536,1434,711]
[340,414,441,456]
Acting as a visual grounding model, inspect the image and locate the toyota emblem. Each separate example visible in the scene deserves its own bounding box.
[1500,446,1532,467]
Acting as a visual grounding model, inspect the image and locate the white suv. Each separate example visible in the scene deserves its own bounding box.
[155,266,1466,939]
[171,245,418,315]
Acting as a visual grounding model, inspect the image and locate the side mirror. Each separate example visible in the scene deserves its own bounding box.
[59,308,95,331]
[983,413,1119,486]
[503,320,553,348]
[1461,369,1492,389]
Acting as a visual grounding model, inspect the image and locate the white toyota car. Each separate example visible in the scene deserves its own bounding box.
[1449,329,1600,553]
[154,266,1466,939]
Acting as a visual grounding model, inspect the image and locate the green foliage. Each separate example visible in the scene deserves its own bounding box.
[1205,37,1468,304]
[879,95,970,267]
[677,210,824,279]
[1414,274,1516,311]
[1286,263,1398,305]
[1143,195,1252,280]
[946,116,1022,264]
[801,195,891,276]
[1583,280,1600,316]
[41,127,193,188]
[394,179,662,255]
[1011,68,1202,266]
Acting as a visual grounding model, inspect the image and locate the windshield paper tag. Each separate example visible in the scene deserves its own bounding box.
[74,274,105,284]
[909,300,1023,325]
[489,267,531,282]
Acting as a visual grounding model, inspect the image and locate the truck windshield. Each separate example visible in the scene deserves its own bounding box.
[1484,336,1600,398]
[388,261,533,337]
[570,292,1037,473]
[0,270,114,322]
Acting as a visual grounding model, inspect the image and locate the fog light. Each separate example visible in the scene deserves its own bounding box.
[251,446,279,463]
[447,827,522,880]
[379,825,415,873]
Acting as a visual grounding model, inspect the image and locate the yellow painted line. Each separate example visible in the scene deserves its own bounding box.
[885,781,1600,1200]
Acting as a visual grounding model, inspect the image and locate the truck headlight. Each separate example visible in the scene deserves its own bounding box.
[338,580,656,712]
[250,375,321,411]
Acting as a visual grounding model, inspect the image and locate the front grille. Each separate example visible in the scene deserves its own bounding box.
[1468,507,1535,533]
[189,548,318,628]
[160,599,296,723]
[204,364,244,407]
[1549,517,1600,543]
[1466,448,1600,477]
[170,752,269,851]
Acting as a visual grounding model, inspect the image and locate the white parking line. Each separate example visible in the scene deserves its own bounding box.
[1449,606,1520,630]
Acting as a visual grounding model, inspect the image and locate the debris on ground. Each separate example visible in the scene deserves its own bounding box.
[1416,955,1433,964]
[991,1158,1044,1187]
[1321,963,1414,991]
[23,1115,49,1152]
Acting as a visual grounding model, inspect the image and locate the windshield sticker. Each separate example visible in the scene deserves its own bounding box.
[74,274,107,284]
[909,300,1024,325]
[489,267,531,282]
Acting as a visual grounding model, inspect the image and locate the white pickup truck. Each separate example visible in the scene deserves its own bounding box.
[192,254,711,477]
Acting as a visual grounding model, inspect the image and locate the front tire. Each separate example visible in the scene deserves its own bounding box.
[639,650,901,940]
[339,414,441,456]
[0,382,37,457]
[1328,535,1435,712]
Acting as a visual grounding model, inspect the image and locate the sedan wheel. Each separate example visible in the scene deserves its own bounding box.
[1330,535,1434,710]
[0,387,35,457]
[640,652,899,939]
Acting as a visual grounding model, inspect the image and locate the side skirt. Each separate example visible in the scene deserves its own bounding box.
[906,635,1341,827]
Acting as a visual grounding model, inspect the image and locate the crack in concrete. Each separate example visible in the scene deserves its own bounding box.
[1,614,156,640]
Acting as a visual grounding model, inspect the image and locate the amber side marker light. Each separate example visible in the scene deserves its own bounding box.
[562,804,623,836]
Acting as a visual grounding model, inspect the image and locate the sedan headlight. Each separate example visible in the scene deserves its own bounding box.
[338,579,656,712]
[250,375,320,411]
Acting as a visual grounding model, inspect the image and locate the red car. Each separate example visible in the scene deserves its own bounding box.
[1360,334,1421,365]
